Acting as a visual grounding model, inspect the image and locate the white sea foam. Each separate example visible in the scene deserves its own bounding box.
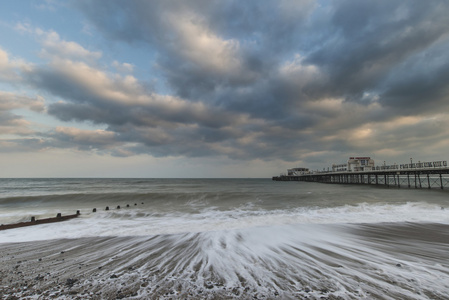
[1,201,448,243]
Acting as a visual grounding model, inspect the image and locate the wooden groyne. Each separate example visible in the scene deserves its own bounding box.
[273,167,449,189]
[0,212,80,231]
[0,202,146,231]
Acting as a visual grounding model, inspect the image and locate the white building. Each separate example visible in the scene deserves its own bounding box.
[287,168,309,175]
[332,163,348,172]
[332,157,375,172]
[347,157,375,172]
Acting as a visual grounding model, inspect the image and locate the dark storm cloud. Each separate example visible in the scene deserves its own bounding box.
[379,39,449,114]
[72,0,314,102]
[24,59,241,129]
[305,0,449,100]
[72,0,449,111]
[15,0,449,161]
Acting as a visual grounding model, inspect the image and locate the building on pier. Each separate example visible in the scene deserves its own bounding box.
[332,164,347,172]
[332,157,375,172]
[287,168,309,176]
[348,157,375,171]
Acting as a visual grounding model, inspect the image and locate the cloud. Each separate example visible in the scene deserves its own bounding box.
[24,58,244,128]
[49,126,120,151]
[0,138,47,153]
[378,39,449,114]
[3,0,449,168]
[0,47,28,82]
[0,91,45,136]
[0,112,34,135]
[305,0,449,99]
[38,29,102,62]
[15,23,102,62]
[71,0,315,101]
[0,91,45,112]
[112,61,134,73]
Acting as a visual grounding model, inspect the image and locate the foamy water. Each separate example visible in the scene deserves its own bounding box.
[1,200,448,243]
[1,179,449,299]
[1,178,448,242]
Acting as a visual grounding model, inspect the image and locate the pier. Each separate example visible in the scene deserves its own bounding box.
[273,158,449,189]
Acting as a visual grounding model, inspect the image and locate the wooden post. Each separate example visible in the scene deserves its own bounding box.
[440,174,444,189]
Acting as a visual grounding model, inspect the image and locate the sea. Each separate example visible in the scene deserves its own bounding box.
[1,178,449,299]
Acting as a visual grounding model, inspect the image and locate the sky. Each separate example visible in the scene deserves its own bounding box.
[1,0,449,178]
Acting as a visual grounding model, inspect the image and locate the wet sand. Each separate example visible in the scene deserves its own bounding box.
[1,223,448,299]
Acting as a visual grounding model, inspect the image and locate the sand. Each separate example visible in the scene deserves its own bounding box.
[1,223,449,299]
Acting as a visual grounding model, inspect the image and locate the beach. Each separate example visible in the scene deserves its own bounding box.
[1,179,449,299]
[1,222,449,299]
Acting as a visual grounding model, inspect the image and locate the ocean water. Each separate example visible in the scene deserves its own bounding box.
[1,178,449,299]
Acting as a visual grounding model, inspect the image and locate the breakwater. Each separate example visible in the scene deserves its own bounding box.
[0,202,145,231]
[273,167,449,189]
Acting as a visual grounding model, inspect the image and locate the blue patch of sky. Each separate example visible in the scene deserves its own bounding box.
[0,1,66,63]
[0,1,111,133]
[1,1,164,93]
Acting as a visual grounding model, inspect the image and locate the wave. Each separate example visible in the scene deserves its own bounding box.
[1,201,448,243]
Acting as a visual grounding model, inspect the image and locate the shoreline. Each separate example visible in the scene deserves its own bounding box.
[1,222,449,299]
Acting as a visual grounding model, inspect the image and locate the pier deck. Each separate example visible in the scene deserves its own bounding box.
[273,167,449,189]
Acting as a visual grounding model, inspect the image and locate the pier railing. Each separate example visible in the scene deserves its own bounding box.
[273,167,449,189]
